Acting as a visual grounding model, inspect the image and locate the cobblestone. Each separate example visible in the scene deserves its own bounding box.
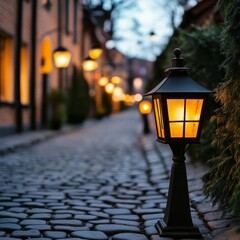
[0,110,239,239]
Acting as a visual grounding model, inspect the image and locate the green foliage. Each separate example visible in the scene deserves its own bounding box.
[203,0,240,215]
[47,89,66,130]
[177,24,225,161]
[67,65,90,124]
[149,24,224,161]
[146,32,179,92]
[102,91,112,116]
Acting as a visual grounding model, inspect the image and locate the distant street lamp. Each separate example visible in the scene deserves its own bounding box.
[111,76,122,84]
[149,31,158,42]
[145,48,211,238]
[139,99,152,134]
[98,76,108,87]
[105,82,114,94]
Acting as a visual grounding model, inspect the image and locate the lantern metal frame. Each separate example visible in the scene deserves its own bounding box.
[145,48,211,239]
[146,62,211,144]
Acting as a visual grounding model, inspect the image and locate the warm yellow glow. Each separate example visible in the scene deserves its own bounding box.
[98,77,108,86]
[89,48,103,59]
[113,87,124,102]
[139,100,152,114]
[131,95,135,103]
[82,59,98,71]
[170,123,183,137]
[154,99,165,138]
[185,122,199,138]
[125,94,132,103]
[111,76,122,84]
[167,99,184,121]
[185,99,203,120]
[20,45,29,104]
[41,37,52,73]
[105,82,114,94]
[53,51,71,68]
[0,37,13,101]
[134,93,142,102]
[167,98,203,138]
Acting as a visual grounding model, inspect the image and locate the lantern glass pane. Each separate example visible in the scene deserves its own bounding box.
[185,122,199,138]
[185,99,203,121]
[169,122,183,137]
[154,99,165,138]
[167,99,184,121]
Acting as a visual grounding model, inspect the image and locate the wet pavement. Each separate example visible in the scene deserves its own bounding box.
[0,109,239,240]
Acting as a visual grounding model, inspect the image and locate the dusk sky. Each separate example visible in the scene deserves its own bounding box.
[96,0,197,61]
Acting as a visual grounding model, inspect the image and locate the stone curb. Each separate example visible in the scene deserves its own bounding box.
[140,133,240,240]
[0,122,94,156]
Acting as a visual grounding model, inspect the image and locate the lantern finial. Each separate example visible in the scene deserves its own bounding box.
[172,48,185,67]
[174,48,181,58]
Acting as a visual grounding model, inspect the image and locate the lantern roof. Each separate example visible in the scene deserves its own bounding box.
[145,48,211,95]
[53,46,69,53]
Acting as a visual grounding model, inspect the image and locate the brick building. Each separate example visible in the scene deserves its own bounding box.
[0,0,87,134]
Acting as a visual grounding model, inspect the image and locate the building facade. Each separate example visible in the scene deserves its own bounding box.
[0,0,85,134]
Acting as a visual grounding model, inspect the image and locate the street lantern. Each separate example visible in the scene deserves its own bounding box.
[89,44,103,59]
[139,99,152,115]
[98,77,108,86]
[53,46,71,68]
[82,56,98,71]
[146,48,210,144]
[105,82,114,94]
[145,48,211,238]
[111,76,122,84]
[139,99,152,134]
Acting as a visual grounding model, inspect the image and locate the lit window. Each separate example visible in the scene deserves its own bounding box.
[0,34,14,102]
[20,44,29,104]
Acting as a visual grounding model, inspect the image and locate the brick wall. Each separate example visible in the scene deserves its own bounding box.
[0,0,84,133]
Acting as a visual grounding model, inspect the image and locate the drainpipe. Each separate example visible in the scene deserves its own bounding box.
[14,0,23,133]
[30,0,38,130]
[58,0,63,90]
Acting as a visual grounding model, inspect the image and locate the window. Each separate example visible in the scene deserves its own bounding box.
[0,34,14,102]
[20,44,29,104]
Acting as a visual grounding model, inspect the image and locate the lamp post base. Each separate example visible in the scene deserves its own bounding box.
[156,220,202,239]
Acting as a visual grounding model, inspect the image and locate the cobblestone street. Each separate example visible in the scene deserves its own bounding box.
[0,110,238,240]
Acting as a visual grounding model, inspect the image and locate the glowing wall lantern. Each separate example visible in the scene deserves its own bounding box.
[53,46,71,68]
[146,48,211,144]
[89,44,103,59]
[82,56,98,71]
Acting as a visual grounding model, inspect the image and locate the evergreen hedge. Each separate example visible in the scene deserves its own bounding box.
[178,25,224,161]
[202,0,240,215]
[67,65,90,124]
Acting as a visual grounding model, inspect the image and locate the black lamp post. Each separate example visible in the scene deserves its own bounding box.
[139,99,152,134]
[145,48,211,238]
